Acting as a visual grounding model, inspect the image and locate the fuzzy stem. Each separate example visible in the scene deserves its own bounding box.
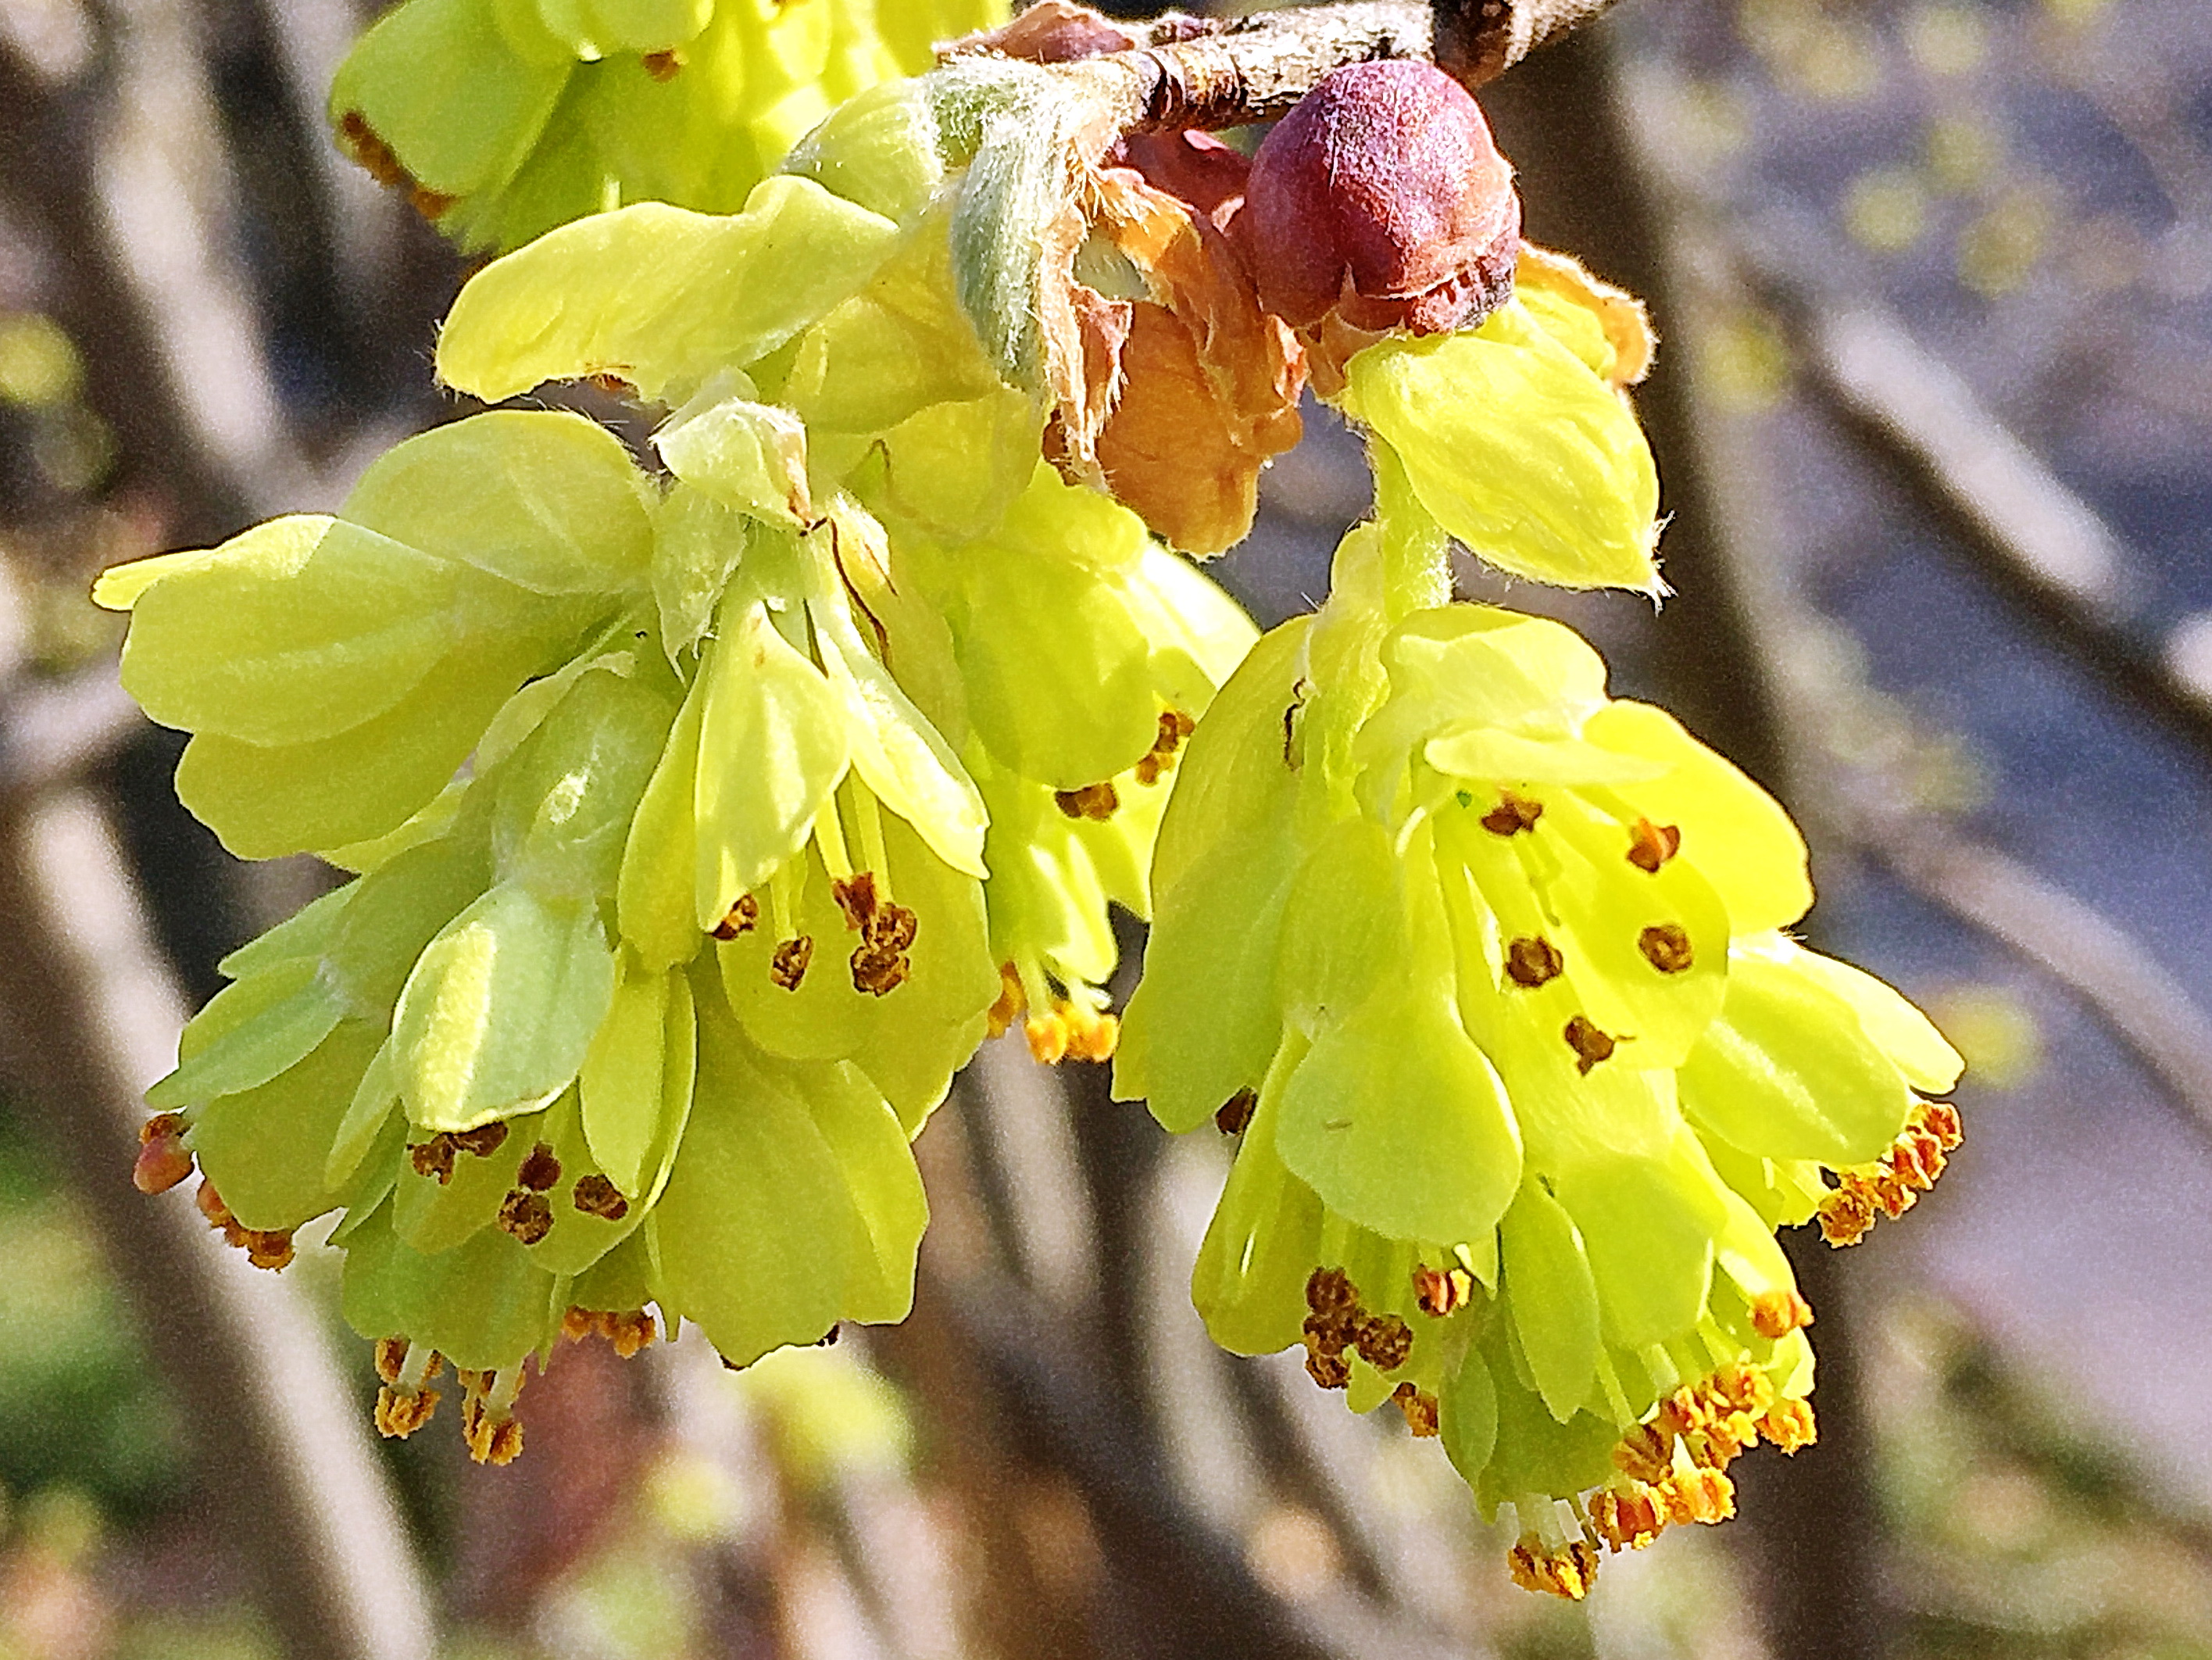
[952,0,1623,139]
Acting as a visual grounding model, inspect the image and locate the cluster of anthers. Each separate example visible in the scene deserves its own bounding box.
[138,1115,298,1271]
[1301,1268,1442,1437]
[372,1311,663,1464]
[987,964,1121,1065]
[1510,1308,1820,1598]
[1817,1100,1964,1246]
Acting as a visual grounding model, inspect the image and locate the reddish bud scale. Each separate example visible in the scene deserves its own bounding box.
[1240,61,1521,338]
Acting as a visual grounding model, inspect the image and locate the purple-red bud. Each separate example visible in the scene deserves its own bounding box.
[1240,61,1521,337]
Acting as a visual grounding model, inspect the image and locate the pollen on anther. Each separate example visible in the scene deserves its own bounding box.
[497,1189,553,1247]
[1638,923,1694,973]
[833,872,879,932]
[851,945,911,996]
[1506,935,1563,988]
[1054,782,1120,822]
[1626,817,1681,872]
[1481,791,1544,835]
[641,48,683,80]
[408,1136,458,1185]
[573,1174,630,1222]
[1392,1381,1440,1436]
[452,1122,510,1158]
[517,1143,562,1193]
[712,893,759,941]
[1563,1014,1617,1074]
[770,936,815,990]
[1749,1288,1814,1340]
[1354,1312,1414,1372]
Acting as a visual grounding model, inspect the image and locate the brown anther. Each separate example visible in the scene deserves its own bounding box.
[467,1414,524,1466]
[1917,1100,1964,1150]
[1412,1262,1474,1318]
[1481,790,1544,835]
[373,1384,441,1439]
[497,1190,553,1247]
[451,1122,510,1158]
[516,1143,562,1193]
[1306,1267,1358,1316]
[1507,1537,1599,1601]
[1303,1341,1351,1390]
[1638,923,1695,974]
[375,1336,409,1385]
[1653,1387,1706,1442]
[1214,1087,1258,1136]
[1563,1014,1617,1075]
[711,893,759,940]
[1024,1012,1070,1064]
[243,1229,295,1271]
[1612,1422,1674,1485]
[832,872,879,932]
[606,1311,658,1358]
[572,1174,631,1222]
[1506,935,1564,988]
[641,48,683,80]
[1761,1398,1818,1453]
[1392,1381,1441,1436]
[987,962,1027,1039]
[1302,1308,1358,1354]
[1749,1287,1814,1340]
[1626,817,1682,873]
[133,1117,196,1194]
[851,946,912,996]
[1817,1185,1878,1247]
[864,902,918,956]
[815,1325,841,1347]
[138,1111,186,1147]
[1135,709,1197,785]
[195,1179,234,1229]
[1353,1312,1414,1372]
[562,1308,657,1357]
[1589,1485,1667,1552]
[1053,782,1120,822]
[770,936,814,990]
[408,1136,457,1184]
[408,185,456,221]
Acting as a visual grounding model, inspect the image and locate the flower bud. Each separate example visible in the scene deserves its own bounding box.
[1240,61,1521,338]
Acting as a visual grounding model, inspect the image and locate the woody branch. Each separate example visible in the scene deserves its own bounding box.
[951,0,1624,134]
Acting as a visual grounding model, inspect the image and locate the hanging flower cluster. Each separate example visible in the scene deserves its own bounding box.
[104,3,1961,1594]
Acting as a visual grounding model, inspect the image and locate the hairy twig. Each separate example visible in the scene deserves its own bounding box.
[952,0,1622,136]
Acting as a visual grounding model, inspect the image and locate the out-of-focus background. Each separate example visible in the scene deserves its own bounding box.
[2,0,2210,1655]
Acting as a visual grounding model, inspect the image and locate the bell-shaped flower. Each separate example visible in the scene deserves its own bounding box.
[1122,523,1962,1596]
[616,492,999,1123]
